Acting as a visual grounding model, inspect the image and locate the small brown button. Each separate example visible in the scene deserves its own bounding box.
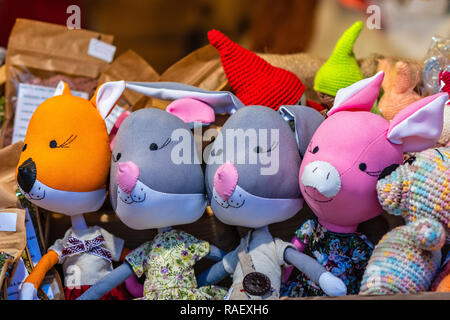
[242,272,271,296]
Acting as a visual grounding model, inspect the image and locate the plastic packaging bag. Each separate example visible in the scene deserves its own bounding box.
[423,35,449,96]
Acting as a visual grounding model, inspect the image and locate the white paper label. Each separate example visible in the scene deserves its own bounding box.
[12,83,88,144]
[88,38,116,63]
[0,212,17,232]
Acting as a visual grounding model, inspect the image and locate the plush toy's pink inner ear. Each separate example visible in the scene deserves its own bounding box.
[387,92,448,152]
[328,71,384,116]
[166,98,215,125]
[109,110,131,151]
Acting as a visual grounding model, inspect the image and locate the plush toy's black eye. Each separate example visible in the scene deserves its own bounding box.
[359,163,367,171]
[254,146,263,153]
[149,143,158,151]
[116,153,121,161]
[22,144,27,151]
[312,146,319,154]
[49,140,57,148]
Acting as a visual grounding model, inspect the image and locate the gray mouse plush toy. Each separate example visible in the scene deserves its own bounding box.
[78,81,249,300]
[197,105,347,299]
[78,92,236,300]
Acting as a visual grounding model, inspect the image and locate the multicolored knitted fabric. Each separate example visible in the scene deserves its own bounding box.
[208,29,305,111]
[360,147,450,295]
[313,21,364,97]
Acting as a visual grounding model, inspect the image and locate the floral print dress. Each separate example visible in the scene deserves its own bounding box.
[125,229,227,300]
[281,218,373,297]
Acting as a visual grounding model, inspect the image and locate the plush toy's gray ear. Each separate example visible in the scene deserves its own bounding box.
[279,105,324,157]
[125,81,244,115]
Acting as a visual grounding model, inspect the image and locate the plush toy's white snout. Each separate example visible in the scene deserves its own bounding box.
[301,161,341,198]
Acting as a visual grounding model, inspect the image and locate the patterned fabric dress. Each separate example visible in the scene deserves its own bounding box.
[125,229,227,300]
[281,218,373,297]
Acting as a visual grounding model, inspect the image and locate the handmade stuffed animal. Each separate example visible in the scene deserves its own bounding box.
[197,104,347,299]
[16,80,134,300]
[360,147,449,294]
[313,21,364,111]
[78,81,248,300]
[282,71,448,297]
[377,58,421,121]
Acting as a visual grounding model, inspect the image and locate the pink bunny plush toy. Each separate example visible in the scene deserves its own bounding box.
[282,71,448,297]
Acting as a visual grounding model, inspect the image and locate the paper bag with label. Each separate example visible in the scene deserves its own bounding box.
[2,18,115,147]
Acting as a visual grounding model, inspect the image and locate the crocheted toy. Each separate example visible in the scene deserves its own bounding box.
[78,81,250,300]
[208,29,306,111]
[313,21,364,111]
[282,72,448,297]
[17,81,134,300]
[377,59,421,121]
[198,103,347,299]
[360,147,450,294]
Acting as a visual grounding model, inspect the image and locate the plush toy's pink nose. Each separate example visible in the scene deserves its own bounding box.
[214,161,238,201]
[117,161,139,195]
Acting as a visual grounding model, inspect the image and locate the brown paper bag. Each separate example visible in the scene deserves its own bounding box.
[0,208,27,290]
[2,18,114,147]
[98,50,160,111]
[0,141,22,209]
[160,44,228,92]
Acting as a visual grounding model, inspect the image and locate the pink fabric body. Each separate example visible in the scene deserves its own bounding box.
[214,161,238,201]
[299,111,403,233]
[117,161,140,195]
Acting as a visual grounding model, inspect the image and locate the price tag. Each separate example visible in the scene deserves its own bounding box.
[88,38,116,63]
[0,212,17,232]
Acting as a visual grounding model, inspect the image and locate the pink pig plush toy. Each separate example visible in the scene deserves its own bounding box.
[282,71,448,297]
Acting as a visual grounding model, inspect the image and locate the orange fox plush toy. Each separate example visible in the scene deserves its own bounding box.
[16,80,132,300]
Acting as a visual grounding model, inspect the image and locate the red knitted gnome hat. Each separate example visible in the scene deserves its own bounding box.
[208,29,305,111]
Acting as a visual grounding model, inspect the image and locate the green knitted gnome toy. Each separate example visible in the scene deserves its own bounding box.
[314,21,364,111]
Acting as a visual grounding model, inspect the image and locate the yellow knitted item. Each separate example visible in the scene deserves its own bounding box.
[314,21,364,97]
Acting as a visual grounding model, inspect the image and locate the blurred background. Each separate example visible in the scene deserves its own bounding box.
[0,0,449,73]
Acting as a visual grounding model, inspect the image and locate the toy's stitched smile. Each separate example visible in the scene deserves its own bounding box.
[303,186,335,203]
[213,195,246,209]
[118,185,147,205]
[26,189,46,201]
[213,188,245,209]
[119,192,146,204]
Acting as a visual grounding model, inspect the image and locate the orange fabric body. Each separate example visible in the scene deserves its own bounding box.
[436,274,450,292]
[16,94,111,192]
[25,250,59,289]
